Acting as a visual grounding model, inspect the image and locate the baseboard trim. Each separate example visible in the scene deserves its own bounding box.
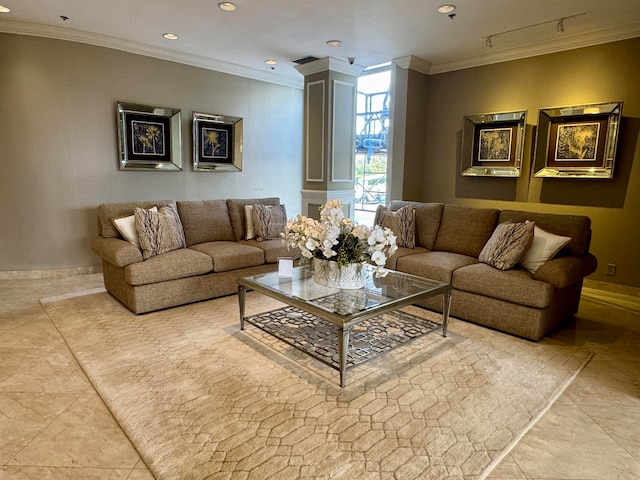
[0,265,102,280]
[583,279,640,297]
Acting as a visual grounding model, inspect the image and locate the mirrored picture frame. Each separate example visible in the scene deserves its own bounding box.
[533,101,622,179]
[192,112,243,172]
[461,110,527,177]
[116,102,182,171]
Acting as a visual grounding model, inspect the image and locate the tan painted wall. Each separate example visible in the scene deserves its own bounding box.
[419,38,640,287]
[0,34,303,272]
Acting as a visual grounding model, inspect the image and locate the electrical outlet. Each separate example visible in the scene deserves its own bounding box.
[606,263,617,276]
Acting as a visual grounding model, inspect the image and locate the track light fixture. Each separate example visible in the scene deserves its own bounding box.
[557,19,565,33]
[483,11,587,48]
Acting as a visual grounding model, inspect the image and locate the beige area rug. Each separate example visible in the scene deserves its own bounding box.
[41,290,592,480]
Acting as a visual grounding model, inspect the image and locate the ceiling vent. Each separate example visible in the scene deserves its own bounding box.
[291,55,319,65]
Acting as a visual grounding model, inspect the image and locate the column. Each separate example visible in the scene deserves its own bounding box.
[295,58,363,220]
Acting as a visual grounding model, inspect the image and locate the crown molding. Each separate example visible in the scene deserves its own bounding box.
[0,20,305,89]
[429,23,640,74]
[294,57,364,77]
[392,55,432,75]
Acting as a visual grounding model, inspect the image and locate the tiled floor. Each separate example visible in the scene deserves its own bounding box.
[0,274,638,479]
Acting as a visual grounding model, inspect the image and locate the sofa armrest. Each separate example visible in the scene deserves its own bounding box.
[532,253,598,289]
[90,236,143,267]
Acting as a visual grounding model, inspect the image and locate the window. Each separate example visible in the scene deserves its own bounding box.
[354,67,390,225]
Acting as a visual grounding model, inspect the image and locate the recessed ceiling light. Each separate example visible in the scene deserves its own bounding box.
[326,40,342,47]
[0,6,11,13]
[265,59,277,65]
[218,2,237,11]
[163,33,179,40]
[437,5,456,14]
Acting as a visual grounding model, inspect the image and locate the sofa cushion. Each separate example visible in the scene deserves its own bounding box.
[135,203,187,260]
[396,251,478,284]
[190,241,264,272]
[479,221,535,271]
[388,201,443,250]
[434,205,499,258]
[97,200,174,238]
[374,205,416,248]
[499,210,591,255]
[241,239,297,264]
[252,204,287,241]
[452,263,553,309]
[125,248,213,286]
[227,198,281,241]
[177,200,235,246]
[383,246,429,270]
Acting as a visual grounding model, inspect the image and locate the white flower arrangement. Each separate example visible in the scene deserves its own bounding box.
[281,200,398,277]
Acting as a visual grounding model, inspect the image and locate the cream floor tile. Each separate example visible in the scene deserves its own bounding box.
[7,391,143,470]
[562,356,640,408]
[0,344,91,394]
[0,392,81,465]
[509,402,640,479]
[579,404,640,461]
[0,313,64,350]
[0,348,48,384]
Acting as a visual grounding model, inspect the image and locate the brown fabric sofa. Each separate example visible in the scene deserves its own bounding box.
[381,201,598,341]
[90,197,295,314]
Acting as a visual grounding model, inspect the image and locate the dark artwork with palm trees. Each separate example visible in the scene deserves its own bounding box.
[555,123,599,161]
[202,127,228,160]
[132,121,165,156]
[478,128,512,162]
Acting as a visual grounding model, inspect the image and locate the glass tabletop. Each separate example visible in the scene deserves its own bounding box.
[239,265,450,318]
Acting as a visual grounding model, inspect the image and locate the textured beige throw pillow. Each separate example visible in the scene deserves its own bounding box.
[252,204,287,242]
[375,205,416,249]
[479,221,535,271]
[135,203,186,260]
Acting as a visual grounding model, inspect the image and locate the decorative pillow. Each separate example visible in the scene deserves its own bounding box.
[245,204,255,240]
[519,226,572,274]
[112,206,158,249]
[375,205,416,249]
[135,203,186,260]
[252,204,287,242]
[479,221,535,271]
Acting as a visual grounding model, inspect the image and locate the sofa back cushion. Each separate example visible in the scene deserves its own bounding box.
[227,197,281,241]
[388,201,444,250]
[177,200,235,246]
[97,200,175,238]
[499,210,592,255]
[434,204,500,257]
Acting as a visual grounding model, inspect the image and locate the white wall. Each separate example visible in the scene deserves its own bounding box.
[0,34,303,272]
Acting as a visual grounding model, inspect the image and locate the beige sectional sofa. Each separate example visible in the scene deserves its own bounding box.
[91,197,294,314]
[380,201,598,340]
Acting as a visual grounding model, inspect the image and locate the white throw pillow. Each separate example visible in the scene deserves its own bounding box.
[519,226,571,274]
[245,204,255,240]
[112,206,158,249]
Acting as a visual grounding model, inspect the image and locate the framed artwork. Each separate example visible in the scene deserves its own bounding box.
[461,110,527,177]
[533,101,622,179]
[116,102,182,171]
[192,112,243,171]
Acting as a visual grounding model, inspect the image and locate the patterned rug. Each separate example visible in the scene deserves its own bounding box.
[41,290,592,480]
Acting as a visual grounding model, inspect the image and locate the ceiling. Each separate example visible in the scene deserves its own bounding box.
[1,0,639,88]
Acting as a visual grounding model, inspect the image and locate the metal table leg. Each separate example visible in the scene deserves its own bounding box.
[238,285,246,330]
[338,326,352,387]
[442,292,451,337]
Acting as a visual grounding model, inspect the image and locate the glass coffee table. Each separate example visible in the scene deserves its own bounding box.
[238,265,452,387]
